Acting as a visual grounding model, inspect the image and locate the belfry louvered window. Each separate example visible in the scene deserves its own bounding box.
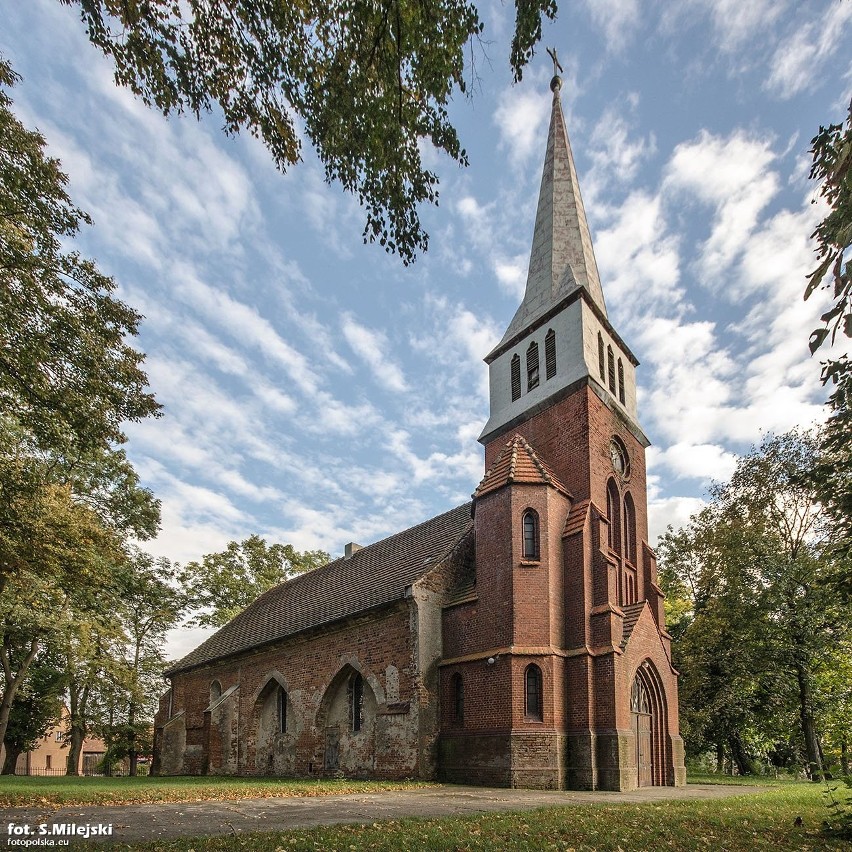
[545,329,556,380]
[618,358,625,404]
[511,354,521,401]
[607,345,616,393]
[598,333,605,381]
[527,342,540,391]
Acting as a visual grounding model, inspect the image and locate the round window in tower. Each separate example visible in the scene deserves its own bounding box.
[609,436,630,480]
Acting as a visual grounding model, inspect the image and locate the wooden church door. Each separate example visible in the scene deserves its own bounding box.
[631,675,653,787]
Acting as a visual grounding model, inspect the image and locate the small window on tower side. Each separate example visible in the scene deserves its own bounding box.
[527,341,540,391]
[545,329,556,380]
[618,358,625,404]
[525,664,543,721]
[522,509,540,560]
[598,333,606,380]
[511,354,521,401]
[607,345,616,393]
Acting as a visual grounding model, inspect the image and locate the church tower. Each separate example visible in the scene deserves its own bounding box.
[439,68,686,791]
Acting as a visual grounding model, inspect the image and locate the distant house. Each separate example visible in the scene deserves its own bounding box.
[0,707,106,776]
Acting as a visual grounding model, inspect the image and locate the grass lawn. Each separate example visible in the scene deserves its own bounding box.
[0,776,434,808]
[102,782,847,851]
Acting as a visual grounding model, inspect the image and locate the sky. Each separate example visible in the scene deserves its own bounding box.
[3,1,851,660]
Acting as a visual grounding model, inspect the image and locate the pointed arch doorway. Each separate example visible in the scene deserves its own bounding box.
[631,662,666,787]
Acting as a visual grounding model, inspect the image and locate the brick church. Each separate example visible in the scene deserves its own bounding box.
[153,71,686,791]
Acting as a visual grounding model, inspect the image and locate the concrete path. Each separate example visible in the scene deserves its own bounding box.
[1,783,765,847]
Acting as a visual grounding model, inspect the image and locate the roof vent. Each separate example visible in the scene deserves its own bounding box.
[344,542,363,560]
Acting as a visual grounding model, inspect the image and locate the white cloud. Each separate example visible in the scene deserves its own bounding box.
[665,130,779,283]
[765,1,852,98]
[342,314,408,393]
[494,86,551,167]
[580,0,641,51]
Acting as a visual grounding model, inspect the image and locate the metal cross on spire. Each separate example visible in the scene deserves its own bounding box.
[546,47,563,92]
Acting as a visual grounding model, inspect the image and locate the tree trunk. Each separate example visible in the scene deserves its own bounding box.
[728,732,756,776]
[128,703,137,777]
[65,681,89,777]
[0,636,41,749]
[716,741,725,773]
[1,744,21,775]
[793,655,823,781]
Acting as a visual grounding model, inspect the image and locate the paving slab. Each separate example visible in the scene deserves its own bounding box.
[0,783,766,847]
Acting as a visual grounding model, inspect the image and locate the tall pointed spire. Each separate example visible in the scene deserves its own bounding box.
[499,72,606,346]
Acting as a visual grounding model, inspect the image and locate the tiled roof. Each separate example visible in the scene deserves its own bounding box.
[620,602,647,649]
[167,503,474,675]
[474,434,570,499]
[563,499,591,537]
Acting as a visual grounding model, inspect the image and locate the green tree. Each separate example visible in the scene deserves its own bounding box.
[806,99,851,382]
[0,650,64,775]
[108,550,185,776]
[659,432,851,779]
[181,535,328,629]
[59,0,556,265]
[0,57,159,456]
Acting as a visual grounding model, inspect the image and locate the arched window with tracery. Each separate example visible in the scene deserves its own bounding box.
[511,354,521,401]
[525,664,543,721]
[527,341,540,391]
[606,478,621,555]
[451,672,464,724]
[545,329,556,380]
[522,509,540,560]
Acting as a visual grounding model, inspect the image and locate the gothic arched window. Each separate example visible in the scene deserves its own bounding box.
[545,329,556,380]
[527,341,540,391]
[624,492,637,566]
[277,685,288,734]
[349,673,364,732]
[618,358,626,404]
[511,354,521,401]
[598,333,605,381]
[522,509,540,560]
[525,664,543,721]
[209,680,222,705]
[606,478,621,554]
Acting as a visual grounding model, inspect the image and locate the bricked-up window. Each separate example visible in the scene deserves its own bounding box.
[598,333,605,380]
[525,665,543,721]
[349,673,364,732]
[607,345,616,393]
[511,354,521,401]
[210,680,222,705]
[545,329,556,380]
[46,755,52,770]
[522,509,540,560]
[277,685,287,734]
[624,492,637,566]
[452,672,464,724]
[527,341,540,391]
[606,479,621,555]
[617,358,625,404]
